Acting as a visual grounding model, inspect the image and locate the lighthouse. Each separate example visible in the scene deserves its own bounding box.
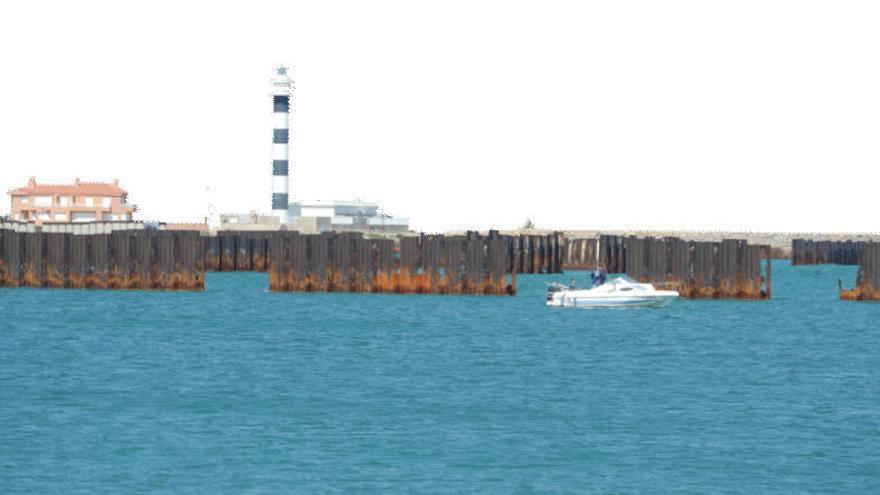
[271,66,293,223]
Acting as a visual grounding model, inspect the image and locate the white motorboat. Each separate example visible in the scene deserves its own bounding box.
[546,275,679,308]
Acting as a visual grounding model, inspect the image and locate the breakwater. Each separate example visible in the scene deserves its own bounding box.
[208,231,563,275]
[840,242,880,301]
[564,236,771,299]
[0,222,771,299]
[204,232,272,272]
[268,231,516,295]
[0,224,562,294]
[562,238,599,270]
[511,233,562,274]
[791,239,862,266]
[0,225,204,290]
[545,229,880,255]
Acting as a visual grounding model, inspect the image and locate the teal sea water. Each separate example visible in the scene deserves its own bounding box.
[1,261,878,493]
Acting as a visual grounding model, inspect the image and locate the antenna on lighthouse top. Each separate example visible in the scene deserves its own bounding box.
[272,65,293,94]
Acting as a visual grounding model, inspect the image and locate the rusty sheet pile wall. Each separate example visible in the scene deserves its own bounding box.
[204,232,272,272]
[791,239,862,266]
[597,236,771,300]
[840,243,880,301]
[511,233,563,274]
[269,232,515,295]
[0,227,204,290]
[206,231,562,275]
[562,238,599,270]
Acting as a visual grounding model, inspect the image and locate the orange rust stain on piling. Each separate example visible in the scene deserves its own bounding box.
[67,272,86,289]
[460,275,474,295]
[170,270,187,290]
[840,287,880,301]
[435,275,454,294]
[325,268,342,293]
[414,272,432,294]
[22,267,42,288]
[679,283,767,300]
[396,268,414,294]
[270,269,515,296]
[371,272,395,293]
[480,276,514,296]
[45,269,66,289]
[205,254,221,272]
[128,271,145,290]
[0,261,14,287]
[347,274,359,293]
[169,268,203,291]
[145,267,158,290]
[284,273,298,292]
[269,271,278,291]
[299,273,318,292]
[220,257,235,272]
[106,269,123,289]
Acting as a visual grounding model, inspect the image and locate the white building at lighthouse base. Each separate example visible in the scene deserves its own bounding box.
[220,199,409,234]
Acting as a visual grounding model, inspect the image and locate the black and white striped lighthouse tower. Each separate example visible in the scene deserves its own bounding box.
[271,66,293,223]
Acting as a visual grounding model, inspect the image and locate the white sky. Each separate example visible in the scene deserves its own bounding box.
[1,1,878,233]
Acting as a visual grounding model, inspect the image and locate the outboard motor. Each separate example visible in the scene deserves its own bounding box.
[546,283,565,302]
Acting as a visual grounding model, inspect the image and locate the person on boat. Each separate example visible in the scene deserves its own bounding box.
[569,278,577,290]
[592,265,608,287]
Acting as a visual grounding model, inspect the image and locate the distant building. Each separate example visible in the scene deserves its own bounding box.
[288,200,409,234]
[218,202,408,234]
[8,177,135,225]
[219,212,282,231]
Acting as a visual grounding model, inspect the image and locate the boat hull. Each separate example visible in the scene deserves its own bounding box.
[547,292,679,308]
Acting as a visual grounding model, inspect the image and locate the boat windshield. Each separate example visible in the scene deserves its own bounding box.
[607,274,638,284]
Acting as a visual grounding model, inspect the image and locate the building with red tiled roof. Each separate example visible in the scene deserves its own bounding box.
[8,177,136,225]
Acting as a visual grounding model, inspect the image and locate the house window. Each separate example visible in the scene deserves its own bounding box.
[85,197,94,207]
[102,197,111,207]
[38,211,51,221]
[35,196,52,206]
[20,196,29,204]
[72,212,96,222]
[59,196,71,207]
[55,212,68,221]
